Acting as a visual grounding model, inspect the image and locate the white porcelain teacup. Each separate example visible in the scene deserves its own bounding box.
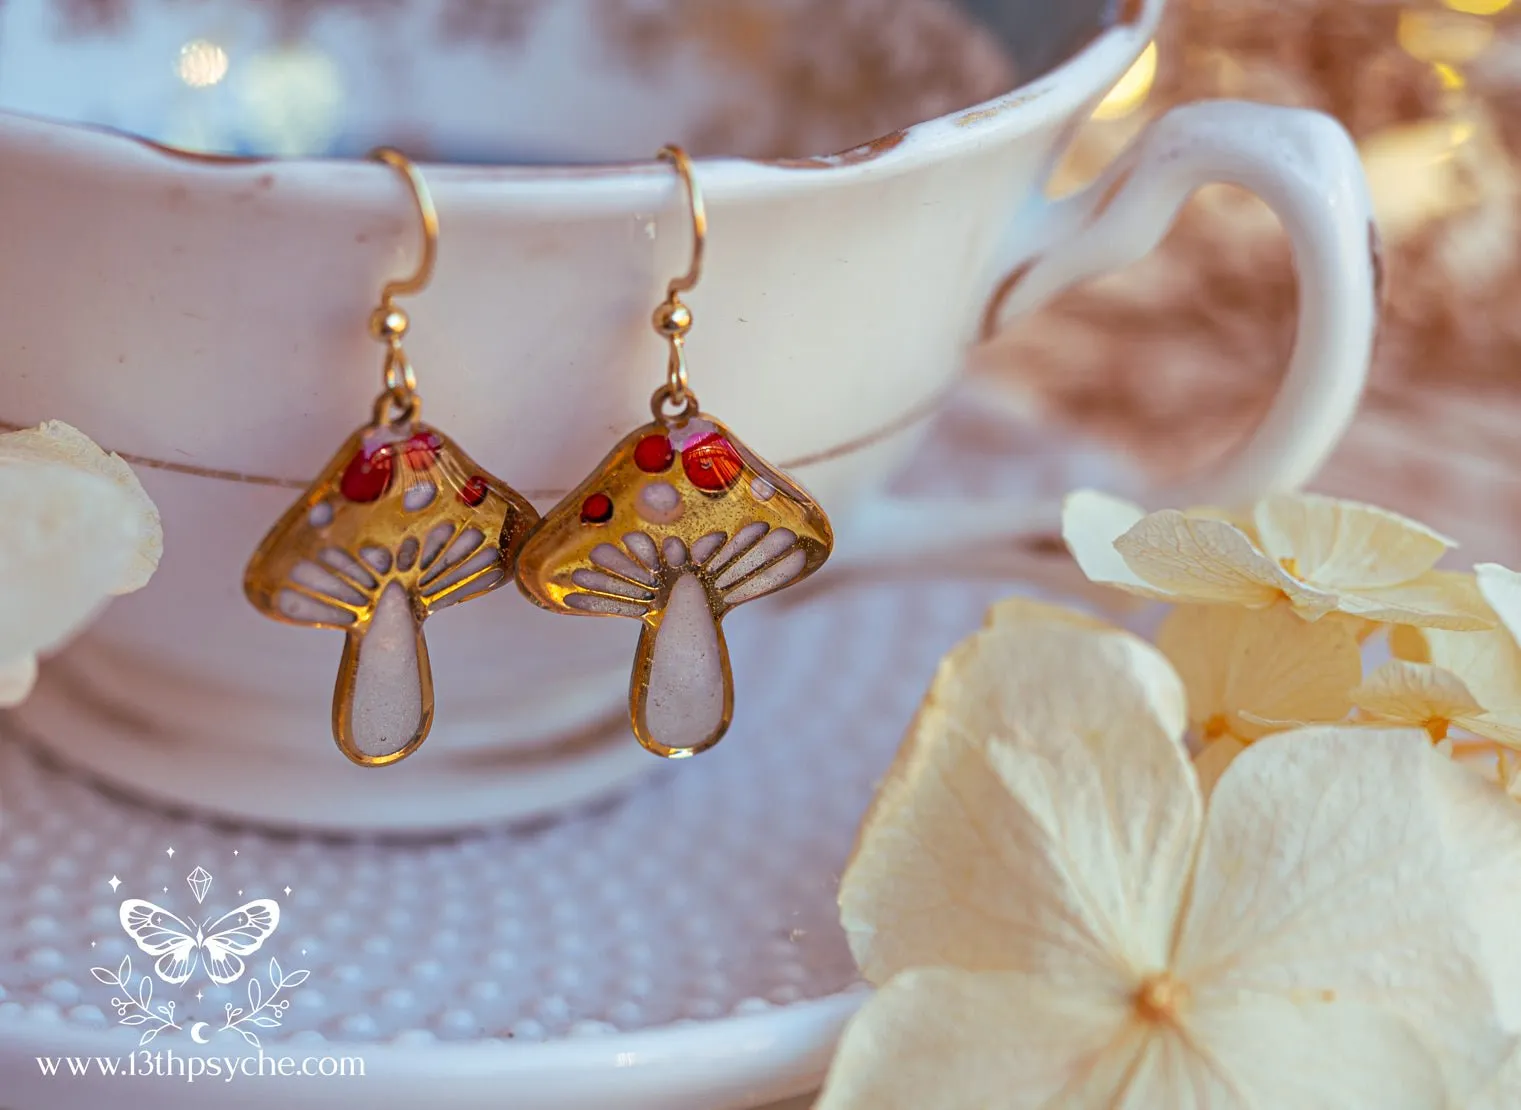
[0,0,1377,831]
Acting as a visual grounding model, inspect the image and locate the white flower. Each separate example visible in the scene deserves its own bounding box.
[1063,490,1492,629]
[1154,602,1361,795]
[0,421,162,705]
[1353,660,1521,748]
[818,608,1521,1110]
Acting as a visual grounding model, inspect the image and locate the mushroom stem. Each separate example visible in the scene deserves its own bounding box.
[632,570,732,757]
[333,581,434,765]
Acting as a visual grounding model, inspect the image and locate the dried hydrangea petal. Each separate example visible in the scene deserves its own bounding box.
[0,463,139,661]
[839,617,1195,986]
[816,969,1133,1110]
[0,654,39,708]
[1478,563,1521,644]
[0,420,162,593]
[1332,570,1495,630]
[1066,488,1489,629]
[1158,603,1360,743]
[1254,493,1453,590]
[1117,510,1335,616]
[1178,728,1515,1104]
[1060,490,1176,601]
[1354,661,1485,725]
[1412,624,1521,713]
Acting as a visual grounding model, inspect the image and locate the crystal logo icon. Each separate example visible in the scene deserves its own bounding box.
[186,866,213,905]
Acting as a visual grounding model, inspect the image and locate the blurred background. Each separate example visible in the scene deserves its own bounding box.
[975,0,1521,563]
[5,0,1512,548]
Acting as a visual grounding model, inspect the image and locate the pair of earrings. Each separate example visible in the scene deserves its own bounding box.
[243,147,833,768]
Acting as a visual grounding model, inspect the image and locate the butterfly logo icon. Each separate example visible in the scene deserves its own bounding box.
[119,899,281,986]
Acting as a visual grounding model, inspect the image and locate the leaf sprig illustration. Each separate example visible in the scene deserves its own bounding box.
[221,957,309,1048]
[89,956,180,1047]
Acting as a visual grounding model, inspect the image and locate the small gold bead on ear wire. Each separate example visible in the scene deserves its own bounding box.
[512,144,835,759]
[369,307,410,343]
[241,146,540,768]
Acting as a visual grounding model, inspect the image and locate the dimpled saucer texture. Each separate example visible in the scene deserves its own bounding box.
[0,576,1023,1110]
[0,397,1120,1109]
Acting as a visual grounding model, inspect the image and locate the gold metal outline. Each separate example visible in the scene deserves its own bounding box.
[514,416,833,759]
[245,422,539,767]
[514,144,835,758]
[243,148,540,768]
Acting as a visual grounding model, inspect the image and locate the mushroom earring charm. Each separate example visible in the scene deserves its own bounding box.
[514,146,833,758]
[243,148,539,767]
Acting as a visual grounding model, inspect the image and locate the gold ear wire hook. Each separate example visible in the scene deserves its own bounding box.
[657,144,706,297]
[370,147,439,301]
[651,145,707,426]
[366,146,439,425]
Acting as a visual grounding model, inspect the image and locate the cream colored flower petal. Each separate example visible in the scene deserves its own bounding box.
[0,420,161,593]
[1192,736,1245,801]
[0,463,137,661]
[814,968,1139,1110]
[1061,490,1178,601]
[1166,995,1450,1110]
[1421,626,1521,711]
[1175,727,1513,1103]
[1477,563,1521,645]
[1421,751,1521,1035]
[1115,511,1336,616]
[1323,612,1382,643]
[0,654,38,707]
[1182,503,1260,543]
[983,595,1112,631]
[1471,1044,1521,1110]
[1335,570,1495,630]
[1253,493,1452,589]
[840,620,1196,985]
[1158,603,1360,742]
[1455,713,1521,749]
[1353,660,1484,725]
[1388,624,1430,663]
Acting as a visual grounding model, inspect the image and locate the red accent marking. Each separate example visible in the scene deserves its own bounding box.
[580,493,614,524]
[458,475,489,507]
[633,434,675,473]
[339,443,394,502]
[403,430,443,471]
[681,433,744,492]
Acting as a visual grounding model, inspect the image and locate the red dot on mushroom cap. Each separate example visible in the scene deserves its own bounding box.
[634,434,675,473]
[682,433,744,492]
[458,475,488,507]
[580,493,615,524]
[403,430,443,471]
[339,444,394,502]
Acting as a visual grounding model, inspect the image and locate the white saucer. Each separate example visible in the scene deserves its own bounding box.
[0,571,1043,1110]
[0,392,1126,1109]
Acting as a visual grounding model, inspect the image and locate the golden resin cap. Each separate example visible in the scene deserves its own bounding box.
[515,414,832,756]
[245,419,538,765]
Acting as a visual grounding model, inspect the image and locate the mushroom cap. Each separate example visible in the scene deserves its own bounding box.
[245,419,538,630]
[515,413,832,620]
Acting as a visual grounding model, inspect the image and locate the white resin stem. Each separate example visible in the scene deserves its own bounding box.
[343,582,428,760]
[637,572,727,753]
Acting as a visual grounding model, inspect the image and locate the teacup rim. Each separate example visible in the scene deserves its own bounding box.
[0,0,1160,206]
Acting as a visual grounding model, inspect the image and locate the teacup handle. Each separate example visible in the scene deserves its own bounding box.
[831,100,1378,574]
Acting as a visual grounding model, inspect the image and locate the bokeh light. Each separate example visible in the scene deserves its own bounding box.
[1441,0,1511,15]
[176,39,229,89]
[1093,41,1157,121]
[1397,10,1494,64]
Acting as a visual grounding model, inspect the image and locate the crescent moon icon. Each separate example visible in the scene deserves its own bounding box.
[190,1022,210,1044]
